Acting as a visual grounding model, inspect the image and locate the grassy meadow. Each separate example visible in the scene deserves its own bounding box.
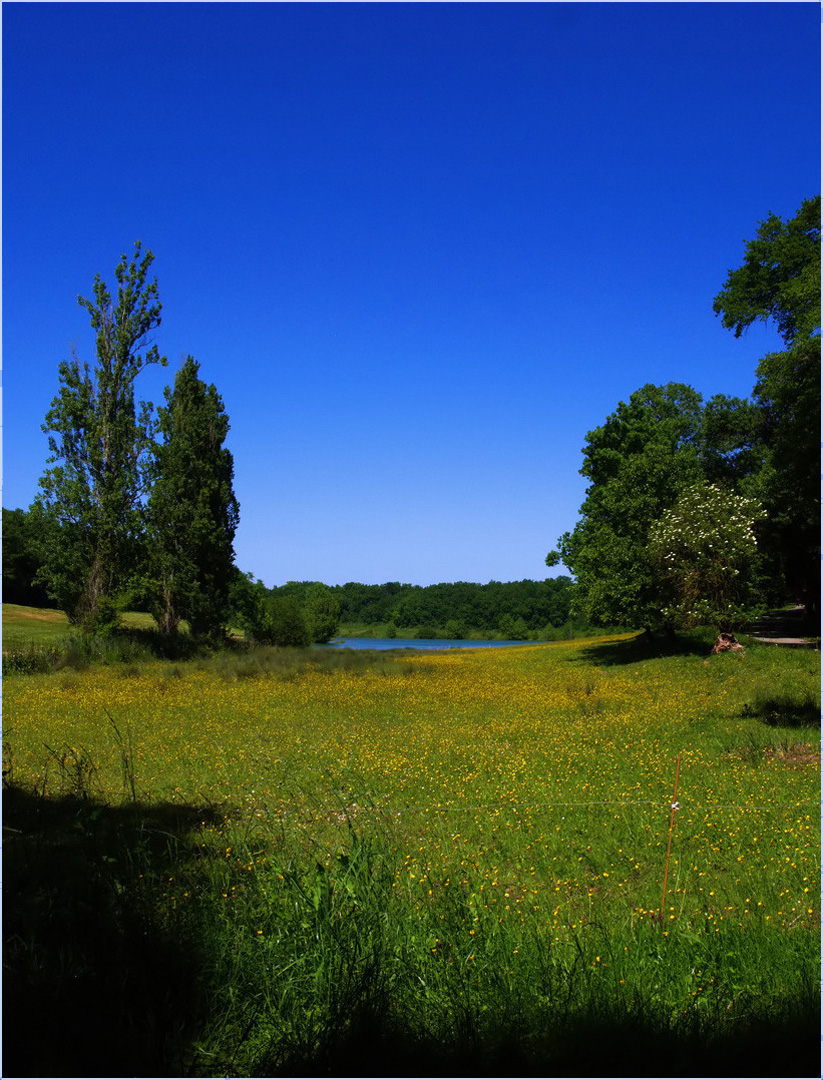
[2,602,160,651]
[2,613,820,1076]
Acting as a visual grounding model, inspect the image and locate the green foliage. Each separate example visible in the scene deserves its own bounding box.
[33,242,166,630]
[750,337,821,618]
[327,578,574,637]
[497,613,530,640]
[2,644,61,676]
[698,394,763,487]
[553,383,707,630]
[559,198,820,633]
[2,508,54,607]
[230,575,311,647]
[234,578,576,641]
[712,195,820,348]
[713,197,821,622]
[229,574,273,643]
[649,483,766,630]
[147,357,239,638]
[304,583,341,643]
[266,596,311,647]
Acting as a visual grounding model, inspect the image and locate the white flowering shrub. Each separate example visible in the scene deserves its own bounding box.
[648,483,766,630]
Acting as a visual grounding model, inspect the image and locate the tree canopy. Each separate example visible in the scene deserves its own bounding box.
[147,357,239,638]
[230,577,579,640]
[30,246,245,639]
[648,483,765,630]
[548,383,709,630]
[715,197,821,620]
[304,583,341,643]
[33,242,166,630]
[554,196,820,633]
[712,195,820,348]
[2,508,54,608]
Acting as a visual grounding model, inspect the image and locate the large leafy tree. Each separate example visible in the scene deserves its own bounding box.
[34,243,166,629]
[304,582,341,643]
[230,575,311,647]
[748,336,821,619]
[547,384,706,630]
[714,196,821,622]
[713,195,820,347]
[147,357,239,638]
[546,384,766,631]
[553,198,820,633]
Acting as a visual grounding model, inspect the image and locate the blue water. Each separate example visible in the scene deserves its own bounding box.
[320,637,541,651]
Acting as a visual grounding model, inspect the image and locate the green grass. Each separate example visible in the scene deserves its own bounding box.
[2,604,210,672]
[2,603,159,648]
[2,602,72,648]
[3,626,819,1076]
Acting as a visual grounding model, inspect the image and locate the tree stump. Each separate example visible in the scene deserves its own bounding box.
[710,632,745,655]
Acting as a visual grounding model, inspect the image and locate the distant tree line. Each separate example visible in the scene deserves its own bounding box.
[229,575,589,642]
[548,195,820,633]
[332,577,577,638]
[4,509,585,643]
[2,508,54,608]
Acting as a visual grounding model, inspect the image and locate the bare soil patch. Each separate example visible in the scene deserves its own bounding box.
[14,610,65,623]
[763,744,820,768]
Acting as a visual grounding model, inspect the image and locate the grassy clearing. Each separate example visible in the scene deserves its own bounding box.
[2,604,209,672]
[3,602,160,639]
[2,602,72,648]
[2,603,162,651]
[3,633,819,1076]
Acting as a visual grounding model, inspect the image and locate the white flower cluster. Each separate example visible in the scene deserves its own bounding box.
[648,483,765,627]
[650,484,764,564]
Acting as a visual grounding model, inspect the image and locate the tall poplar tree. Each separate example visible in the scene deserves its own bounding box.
[147,356,240,638]
[34,243,166,629]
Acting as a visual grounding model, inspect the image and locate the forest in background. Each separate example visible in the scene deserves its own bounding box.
[257,575,589,640]
[1,524,586,643]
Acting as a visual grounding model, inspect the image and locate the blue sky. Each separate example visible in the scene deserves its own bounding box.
[3,2,819,587]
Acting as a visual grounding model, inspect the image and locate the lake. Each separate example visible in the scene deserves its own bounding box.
[320,637,541,651]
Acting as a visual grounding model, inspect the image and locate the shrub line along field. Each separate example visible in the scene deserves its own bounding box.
[2,619,820,1076]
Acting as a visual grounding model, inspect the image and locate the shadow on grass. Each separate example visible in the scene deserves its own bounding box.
[72,624,215,664]
[2,784,221,1079]
[4,781,819,1078]
[745,604,820,641]
[569,630,714,667]
[742,690,821,729]
[263,996,820,1079]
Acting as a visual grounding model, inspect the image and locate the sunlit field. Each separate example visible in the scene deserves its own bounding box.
[3,634,819,1076]
[1,602,158,651]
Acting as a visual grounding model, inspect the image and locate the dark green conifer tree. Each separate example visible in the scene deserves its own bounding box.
[148,356,239,637]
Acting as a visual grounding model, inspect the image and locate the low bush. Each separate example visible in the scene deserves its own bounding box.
[2,643,60,675]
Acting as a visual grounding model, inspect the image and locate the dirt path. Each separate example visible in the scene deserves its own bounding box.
[745,606,819,648]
